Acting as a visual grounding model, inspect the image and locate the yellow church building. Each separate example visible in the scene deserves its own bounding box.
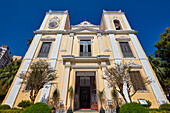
[2,10,169,111]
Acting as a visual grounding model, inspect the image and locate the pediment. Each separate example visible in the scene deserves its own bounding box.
[125,61,142,68]
[73,21,98,27]
[41,36,55,41]
[116,36,130,41]
[72,27,98,33]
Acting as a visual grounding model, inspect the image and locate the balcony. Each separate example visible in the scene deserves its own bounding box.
[80,52,91,57]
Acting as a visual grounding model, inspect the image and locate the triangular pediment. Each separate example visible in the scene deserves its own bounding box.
[72,26,99,32]
[71,21,99,33]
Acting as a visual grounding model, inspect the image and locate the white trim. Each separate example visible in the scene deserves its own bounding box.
[121,14,131,30]
[72,66,99,69]
[25,34,42,59]
[40,13,50,30]
[60,12,67,30]
[104,12,111,30]
[141,60,167,105]
[4,60,31,107]
[129,34,145,59]
[102,67,111,103]
[61,67,70,105]
[67,35,73,55]
[51,34,62,59]
[109,34,121,59]
[97,33,104,54]
[129,34,167,105]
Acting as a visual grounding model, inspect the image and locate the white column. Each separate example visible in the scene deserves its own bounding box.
[129,34,167,105]
[102,66,111,102]
[60,11,67,30]
[4,33,44,107]
[97,33,104,54]
[61,62,71,106]
[40,13,50,30]
[108,34,130,103]
[121,14,131,30]
[67,33,74,55]
[104,11,111,30]
[39,34,62,103]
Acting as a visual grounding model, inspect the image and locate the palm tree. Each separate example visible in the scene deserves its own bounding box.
[26,38,33,46]
[0,61,21,101]
[112,88,120,113]
[53,88,60,108]
[98,89,105,111]
[112,88,118,105]
[149,55,166,82]
[68,86,73,111]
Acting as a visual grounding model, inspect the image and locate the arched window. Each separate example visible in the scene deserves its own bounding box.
[114,20,122,30]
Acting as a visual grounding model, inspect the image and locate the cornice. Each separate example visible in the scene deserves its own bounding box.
[34,29,137,35]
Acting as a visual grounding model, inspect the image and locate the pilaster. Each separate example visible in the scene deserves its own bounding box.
[67,33,74,55]
[97,32,104,54]
[129,34,167,105]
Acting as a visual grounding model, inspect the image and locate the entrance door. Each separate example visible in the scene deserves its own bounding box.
[74,72,97,110]
[80,87,90,108]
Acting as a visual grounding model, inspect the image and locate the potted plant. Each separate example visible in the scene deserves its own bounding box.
[112,88,119,113]
[98,89,105,113]
[67,86,73,113]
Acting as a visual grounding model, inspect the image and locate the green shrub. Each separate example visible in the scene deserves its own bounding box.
[0,109,22,113]
[160,103,170,111]
[17,100,31,108]
[145,100,152,108]
[0,104,11,110]
[22,102,52,113]
[120,102,149,113]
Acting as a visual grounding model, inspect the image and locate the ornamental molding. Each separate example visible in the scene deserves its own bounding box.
[116,36,130,41]
[48,16,60,28]
[34,29,138,35]
[111,16,123,22]
[41,36,55,41]
[125,60,142,68]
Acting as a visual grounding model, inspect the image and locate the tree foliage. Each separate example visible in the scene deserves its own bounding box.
[104,63,151,103]
[97,89,104,110]
[149,27,170,97]
[0,61,21,101]
[19,60,57,104]
[26,38,33,46]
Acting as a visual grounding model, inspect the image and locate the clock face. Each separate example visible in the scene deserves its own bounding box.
[48,21,59,28]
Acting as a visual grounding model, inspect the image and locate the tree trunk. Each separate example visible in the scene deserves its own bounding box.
[121,93,128,103]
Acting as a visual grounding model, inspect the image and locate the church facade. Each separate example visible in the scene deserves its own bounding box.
[2,10,168,110]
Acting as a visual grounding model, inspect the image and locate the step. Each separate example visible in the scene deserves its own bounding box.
[74,110,99,113]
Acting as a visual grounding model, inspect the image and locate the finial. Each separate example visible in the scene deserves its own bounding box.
[84,18,86,21]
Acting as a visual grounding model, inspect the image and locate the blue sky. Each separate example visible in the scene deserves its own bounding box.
[0,0,169,57]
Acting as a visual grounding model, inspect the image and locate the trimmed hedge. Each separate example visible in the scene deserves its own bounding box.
[17,100,31,108]
[160,103,170,111]
[0,105,11,110]
[0,110,22,113]
[120,102,149,113]
[23,102,51,113]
